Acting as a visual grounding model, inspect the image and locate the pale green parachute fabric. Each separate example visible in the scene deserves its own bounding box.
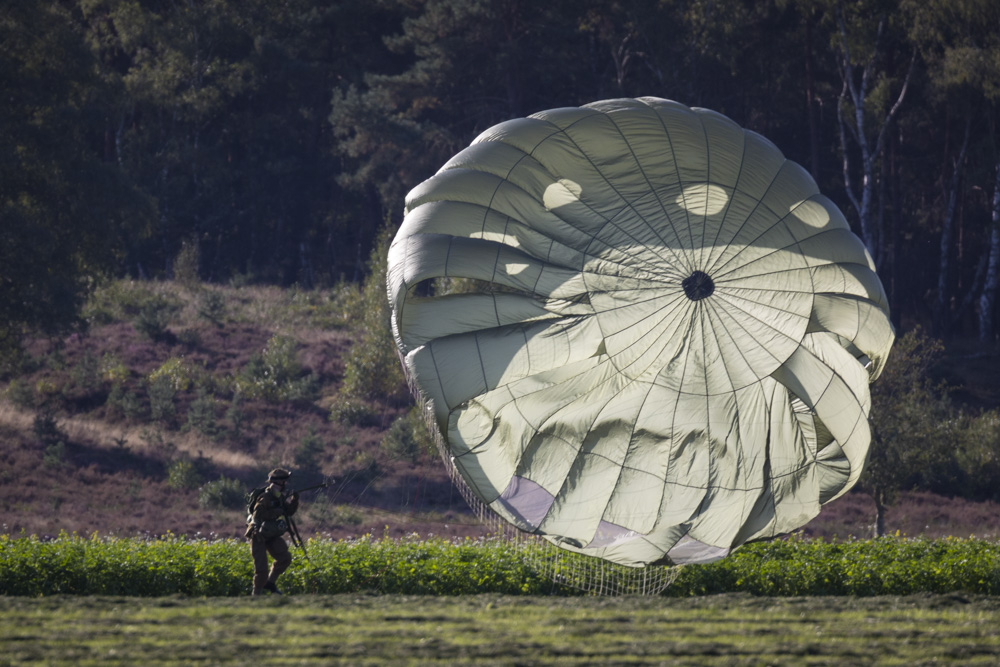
[387,98,894,567]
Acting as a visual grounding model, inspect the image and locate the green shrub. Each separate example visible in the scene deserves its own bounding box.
[106,382,144,421]
[330,398,380,427]
[197,289,227,326]
[340,225,406,401]
[100,353,129,384]
[5,534,1000,598]
[70,352,102,394]
[6,378,35,409]
[167,459,202,490]
[134,296,178,340]
[198,477,246,510]
[174,238,201,288]
[294,427,325,469]
[185,386,218,437]
[308,499,363,529]
[381,407,435,463]
[147,373,177,424]
[234,335,317,403]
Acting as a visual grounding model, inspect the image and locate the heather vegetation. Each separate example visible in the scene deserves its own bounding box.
[0,269,477,541]
[2,269,1000,542]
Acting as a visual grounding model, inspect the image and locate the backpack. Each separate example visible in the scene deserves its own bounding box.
[245,486,288,539]
[245,487,266,522]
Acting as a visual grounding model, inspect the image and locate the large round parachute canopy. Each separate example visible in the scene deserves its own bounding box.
[387,98,894,567]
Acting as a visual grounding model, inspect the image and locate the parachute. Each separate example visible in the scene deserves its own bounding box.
[387,98,894,567]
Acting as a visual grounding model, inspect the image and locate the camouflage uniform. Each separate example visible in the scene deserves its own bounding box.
[246,468,299,595]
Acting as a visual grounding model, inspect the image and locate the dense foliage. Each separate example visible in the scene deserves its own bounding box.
[4,0,1000,354]
[4,533,1000,598]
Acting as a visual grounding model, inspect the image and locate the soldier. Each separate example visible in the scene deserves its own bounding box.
[245,468,300,595]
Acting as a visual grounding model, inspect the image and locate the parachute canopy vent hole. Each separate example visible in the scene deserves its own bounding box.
[682,271,715,301]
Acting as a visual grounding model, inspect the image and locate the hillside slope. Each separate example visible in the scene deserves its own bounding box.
[2,280,998,543]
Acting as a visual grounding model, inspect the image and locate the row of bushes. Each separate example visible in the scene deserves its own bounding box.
[3,533,1000,598]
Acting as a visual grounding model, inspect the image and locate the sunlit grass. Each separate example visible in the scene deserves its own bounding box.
[3,595,1000,665]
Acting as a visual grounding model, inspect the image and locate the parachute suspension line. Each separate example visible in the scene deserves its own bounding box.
[420,402,681,596]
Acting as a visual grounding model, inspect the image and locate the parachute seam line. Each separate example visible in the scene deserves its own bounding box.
[711,287,811,346]
[696,111,712,270]
[590,290,689,346]
[576,205,691,280]
[705,125,747,270]
[701,297,749,486]
[659,297,698,515]
[694,297,778,394]
[712,291,811,329]
[427,342,450,410]
[554,374,648,534]
[615,300,693,380]
[610,294,694,380]
[593,106,694,276]
[706,298,765,391]
[713,264,851,286]
[585,368,666,536]
[780,202,819,317]
[536,110,693,279]
[802,336,869,457]
[475,124,565,292]
[576,231,690,283]
[697,303,717,511]
[473,331,490,398]
[638,101,701,273]
[704,162,790,279]
[536,167,689,284]
[640,98,699,271]
[443,235,455,279]
[709,193,842,282]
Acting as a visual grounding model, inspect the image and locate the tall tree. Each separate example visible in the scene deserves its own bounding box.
[0,0,151,366]
[329,0,599,220]
[78,0,394,284]
[833,0,916,268]
[906,0,1000,339]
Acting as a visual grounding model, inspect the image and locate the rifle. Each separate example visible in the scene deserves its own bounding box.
[285,514,308,559]
[283,481,329,558]
[289,481,330,496]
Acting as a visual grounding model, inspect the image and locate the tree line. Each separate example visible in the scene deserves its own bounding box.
[3,0,1000,358]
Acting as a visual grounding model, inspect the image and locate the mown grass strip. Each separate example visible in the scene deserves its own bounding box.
[3,594,1000,665]
[2,533,1000,597]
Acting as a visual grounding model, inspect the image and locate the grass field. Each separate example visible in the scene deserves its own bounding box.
[3,594,1000,665]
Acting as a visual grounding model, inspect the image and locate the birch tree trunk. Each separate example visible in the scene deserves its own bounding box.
[834,2,915,267]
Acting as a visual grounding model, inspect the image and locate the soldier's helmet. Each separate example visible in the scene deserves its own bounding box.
[268,468,292,482]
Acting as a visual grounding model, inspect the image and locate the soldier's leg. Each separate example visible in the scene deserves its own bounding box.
[266,536,292,587]
[250,537,270,595]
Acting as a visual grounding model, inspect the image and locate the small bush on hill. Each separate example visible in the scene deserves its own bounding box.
[340,225,406,402]
[198,477,246,510]
[69,352,102,395]
[167,459,202,490]
[185,386,219,437]
[330,398,380,427]
[382,406,435,463]
[234,335,316,403]
[197,289,227,326]
[294,427,325,469]
[132,294,181,341]
[6,378,35,409]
